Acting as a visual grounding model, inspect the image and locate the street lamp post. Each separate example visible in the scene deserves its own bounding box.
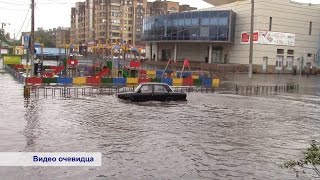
[249,0,255,79]
[92,29,96,76]
[102,18,108,58]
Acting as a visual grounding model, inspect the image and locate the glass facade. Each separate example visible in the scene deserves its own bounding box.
[142,10,235,42]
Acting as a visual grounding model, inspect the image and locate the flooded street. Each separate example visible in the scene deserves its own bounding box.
[0,73,319,179]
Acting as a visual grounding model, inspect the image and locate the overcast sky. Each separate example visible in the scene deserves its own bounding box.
[0,0,318,39]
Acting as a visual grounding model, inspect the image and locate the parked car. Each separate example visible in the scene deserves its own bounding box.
[117,83,187,102]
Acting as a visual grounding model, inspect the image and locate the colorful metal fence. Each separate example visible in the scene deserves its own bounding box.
[23,76,220,87]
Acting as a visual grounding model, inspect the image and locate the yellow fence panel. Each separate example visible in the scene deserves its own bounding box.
[73,77,87,85]
[212,78,220,88]
[126,78,139,84]
[146,70,156,75]
[172,78,183,86]
[192,75,199,79]
[146,74,156,79]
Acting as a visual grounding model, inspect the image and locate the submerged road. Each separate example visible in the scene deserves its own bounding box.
[0,73,319,179]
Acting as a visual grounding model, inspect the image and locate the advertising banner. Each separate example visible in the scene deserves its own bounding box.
[241,31,295,46]
[241,31,259,44]
[258,31,295,46]
[4,55,21,65]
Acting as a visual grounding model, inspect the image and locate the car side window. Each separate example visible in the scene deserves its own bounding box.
[140,85,153,93]
[154,85,169,93]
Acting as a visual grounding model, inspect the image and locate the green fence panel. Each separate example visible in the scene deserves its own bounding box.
[102,78,113,84]
[151,78,161,82]
[193,79,201,86]
[42,78,57,84]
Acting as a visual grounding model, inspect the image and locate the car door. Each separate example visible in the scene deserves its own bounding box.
[153,84,169,101]
[135,84,153,101]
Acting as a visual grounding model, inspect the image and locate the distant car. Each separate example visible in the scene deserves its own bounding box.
[117,83,187,102]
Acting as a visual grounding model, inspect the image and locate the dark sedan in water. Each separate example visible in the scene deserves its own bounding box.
[117,83,187,102]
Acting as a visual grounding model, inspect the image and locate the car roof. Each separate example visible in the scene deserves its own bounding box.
[139,82,169,85]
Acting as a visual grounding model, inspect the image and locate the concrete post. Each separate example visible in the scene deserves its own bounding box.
[155,43,158,62]
[208,44,212,64]
[174,43,177,61]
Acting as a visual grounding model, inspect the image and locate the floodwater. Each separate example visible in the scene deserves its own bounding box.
[0,71,320,179]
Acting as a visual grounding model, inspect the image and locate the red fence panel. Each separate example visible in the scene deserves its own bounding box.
[87,76,101,86]
[25,77,43,85]
[138,78,151,83]
[139,70,146,74]
[182,76,194,86]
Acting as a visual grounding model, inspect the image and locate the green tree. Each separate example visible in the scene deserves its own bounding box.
[35,27,55,47]
[281,140,320,178]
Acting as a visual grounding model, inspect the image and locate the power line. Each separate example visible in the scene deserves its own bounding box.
[16,8,31,39]
[0,7,29,11]
[25,18,31,32]
[0,1,29,6]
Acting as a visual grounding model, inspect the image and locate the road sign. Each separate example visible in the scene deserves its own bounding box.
[22,35,30,49]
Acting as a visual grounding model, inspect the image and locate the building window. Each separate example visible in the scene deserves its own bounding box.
[277,49,284,54]
[309,21,312,35]
[269,17,272,31]
[287,50,294,55]
[276,55,283,70]
[276,49,284,71]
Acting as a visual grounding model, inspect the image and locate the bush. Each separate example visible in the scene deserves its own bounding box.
[281,140,320,177]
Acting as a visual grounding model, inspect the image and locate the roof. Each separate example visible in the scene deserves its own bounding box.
[139,82,170,85]
[0,41,10,48]
[203,0,320,6]
[203,0,246,6]
[34,47,66,56]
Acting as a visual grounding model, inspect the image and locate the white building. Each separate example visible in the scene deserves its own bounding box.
[144,0,320,73]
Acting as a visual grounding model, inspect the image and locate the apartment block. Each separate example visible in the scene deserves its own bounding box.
[70,2,86,45]
[71,0,148,46]
[56,28,71,47]
[147,0,197,15]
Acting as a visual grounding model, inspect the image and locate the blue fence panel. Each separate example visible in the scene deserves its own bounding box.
[201,77,212,87]
[156,70,173,78]
[177,72,192,78]
[161,78,173,86]
[156,70,164,78]
[57,77,73,84]
[112,78,127,84]
[165,70,173,74]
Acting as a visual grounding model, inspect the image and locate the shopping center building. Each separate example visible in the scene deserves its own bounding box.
[143,0,320,73]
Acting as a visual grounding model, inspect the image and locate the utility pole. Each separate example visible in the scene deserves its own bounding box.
[0,23,4,69]
[248,0,254,79]
[30,0,35,77]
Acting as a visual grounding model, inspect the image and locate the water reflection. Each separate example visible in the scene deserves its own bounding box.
[23,99,41,150]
